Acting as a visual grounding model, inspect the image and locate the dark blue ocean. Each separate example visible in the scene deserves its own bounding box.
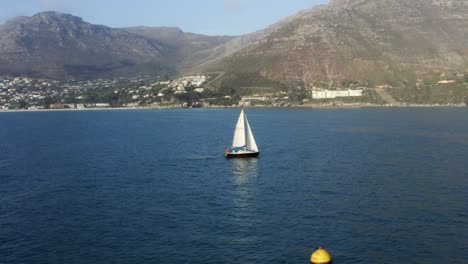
[0,108,467,263]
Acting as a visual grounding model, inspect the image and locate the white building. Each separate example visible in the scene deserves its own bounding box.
[311,89,364,99]
[241,95,270,101]
[239,101,251,107]
[437,80,456,84]
[125,103,140,107]
[95,103,111,108]
[432,0,468,7]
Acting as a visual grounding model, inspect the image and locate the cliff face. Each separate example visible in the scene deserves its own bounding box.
[209,0,468,87]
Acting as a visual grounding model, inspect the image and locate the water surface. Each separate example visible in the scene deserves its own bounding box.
[0,108,467,263]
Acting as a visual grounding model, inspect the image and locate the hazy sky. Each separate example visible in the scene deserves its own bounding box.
[0,0,328,35]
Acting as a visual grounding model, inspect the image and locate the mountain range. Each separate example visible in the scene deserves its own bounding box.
[207,0,468,88]
[0,12,234,79]
[1,0,468,88]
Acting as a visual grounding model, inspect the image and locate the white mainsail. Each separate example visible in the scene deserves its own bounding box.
[231,109,259,152]
[232,109,246,148]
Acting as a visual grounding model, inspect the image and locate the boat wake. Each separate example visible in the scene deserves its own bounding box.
[0,156,13,169]
[187,155,219,160]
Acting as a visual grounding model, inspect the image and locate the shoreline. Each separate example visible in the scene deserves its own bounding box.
[0,103,466,113]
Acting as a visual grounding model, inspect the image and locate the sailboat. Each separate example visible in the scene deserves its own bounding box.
[225,109,260,159]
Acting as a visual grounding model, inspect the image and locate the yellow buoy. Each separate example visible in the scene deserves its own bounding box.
[310,247,332,264]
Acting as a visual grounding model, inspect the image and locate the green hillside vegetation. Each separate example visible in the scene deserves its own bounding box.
[387,83,468,105]
[218,72,286,96]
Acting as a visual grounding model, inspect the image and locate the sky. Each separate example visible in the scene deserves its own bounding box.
[0,0,328,36]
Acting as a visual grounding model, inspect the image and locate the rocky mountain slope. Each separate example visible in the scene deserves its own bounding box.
[0,12,233,79]
[2,0,468,87]
[124,27,234,73]
[205,0,468,88]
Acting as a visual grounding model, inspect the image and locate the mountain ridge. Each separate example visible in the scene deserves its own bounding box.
[0,11,234,79]
[1,0,468,89]
[203,0,468,88]
[124,26,235,73]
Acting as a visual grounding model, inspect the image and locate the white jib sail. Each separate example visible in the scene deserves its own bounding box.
[244,113,259,152]
[232,110,246,148]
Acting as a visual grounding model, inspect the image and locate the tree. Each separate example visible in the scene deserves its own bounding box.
[101,91,121,107]
[288,88,310,103]
[64,91,78,104]
[18,100,29,109]
[43,96,55,109]
[85,93,98,104]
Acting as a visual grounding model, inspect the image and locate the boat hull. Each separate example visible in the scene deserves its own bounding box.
[225,152,260,159]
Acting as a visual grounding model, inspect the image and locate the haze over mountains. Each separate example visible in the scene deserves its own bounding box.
[1,0,468,88]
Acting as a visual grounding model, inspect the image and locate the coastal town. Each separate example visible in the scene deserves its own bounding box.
[0,75,212,110]
[0,74,370,110]
[1,73,467,111]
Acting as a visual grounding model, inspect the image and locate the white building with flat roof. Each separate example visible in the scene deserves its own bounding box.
[241,95,270,101]
[432,0,468,7]
[311,89,364,99]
